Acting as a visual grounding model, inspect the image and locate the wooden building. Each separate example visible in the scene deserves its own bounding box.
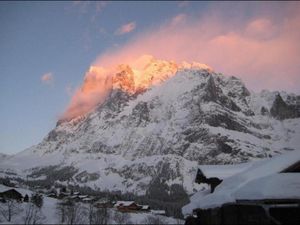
[114,201,142,212]
[0,189,23,202]
[184,151,300,225]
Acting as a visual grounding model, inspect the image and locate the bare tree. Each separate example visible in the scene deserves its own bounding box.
[65,203,84,225]
[56,200,68,223]
[88,204,110,225]
[176,218,184,224]
[31,193,43,208]
[114,210,131,224]
[0,199,22,222]
[142,215,167,225]
[88,203,94,225]
[23,202,44,225]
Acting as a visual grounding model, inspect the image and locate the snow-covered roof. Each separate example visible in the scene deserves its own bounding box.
[183,151,300,215]
[69,195,80,199]
[114,201,135,207]
[78,195,88,198]
[234,173,300,200]
[94,198,110,204]
[141,205,150,209]
[151,210,166,215]
[0,184,30,196]
[198,162,252,179]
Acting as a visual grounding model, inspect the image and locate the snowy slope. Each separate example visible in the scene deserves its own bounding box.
[0,56,299,197]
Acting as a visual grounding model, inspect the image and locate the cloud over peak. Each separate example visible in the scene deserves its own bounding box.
[95,3,300,93]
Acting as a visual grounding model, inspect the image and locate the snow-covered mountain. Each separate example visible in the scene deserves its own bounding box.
[1,55,300,196]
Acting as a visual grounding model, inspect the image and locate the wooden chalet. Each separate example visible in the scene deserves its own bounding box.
[114,201,142,212]
[184,151,300,225]
[0,189,23,202]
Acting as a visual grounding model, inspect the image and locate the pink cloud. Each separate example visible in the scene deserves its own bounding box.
[41,72,53,84]
[95,5,300,93]
[244,18,278,40]
[61,67,112,120]
[115,22,136,35]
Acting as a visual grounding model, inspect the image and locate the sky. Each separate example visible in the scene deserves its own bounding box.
[0,1,300,155]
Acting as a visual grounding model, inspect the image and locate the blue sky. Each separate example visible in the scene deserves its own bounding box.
[0,1,299,154]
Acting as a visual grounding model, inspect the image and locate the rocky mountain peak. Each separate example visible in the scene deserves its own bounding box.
[112,64,136,94]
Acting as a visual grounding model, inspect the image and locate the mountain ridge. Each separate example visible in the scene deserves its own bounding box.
[1,56,299,197]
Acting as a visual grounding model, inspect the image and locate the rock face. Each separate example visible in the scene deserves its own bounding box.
[1,56,300,197]
[270,94,299,120]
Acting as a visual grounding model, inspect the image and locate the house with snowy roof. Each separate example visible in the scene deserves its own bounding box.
[183,151,300,225]
[114,201,142,212]
[0,188,23,202]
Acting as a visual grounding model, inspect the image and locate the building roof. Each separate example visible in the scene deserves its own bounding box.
[151,210,166,214]
[78,195,88,198]
[183,151,300,215]
[94,198,110,204]
[114,201,135,207]
[69,196,80,199]
[198,162,252,179]
[141,205,150,209]
[0,188,22,196]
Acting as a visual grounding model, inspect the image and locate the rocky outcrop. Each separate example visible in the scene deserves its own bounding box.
[112,65,136,93]
[270,94,299,120]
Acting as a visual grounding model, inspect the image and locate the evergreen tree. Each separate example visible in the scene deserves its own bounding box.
[23,194,29,202]
[31,193,43,208]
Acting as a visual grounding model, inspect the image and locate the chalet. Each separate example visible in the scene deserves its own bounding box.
[114,201,142,212]
[183,151,300,225]
[0,189,23,202]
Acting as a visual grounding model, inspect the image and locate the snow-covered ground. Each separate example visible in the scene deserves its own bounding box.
[0,185,183,224]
